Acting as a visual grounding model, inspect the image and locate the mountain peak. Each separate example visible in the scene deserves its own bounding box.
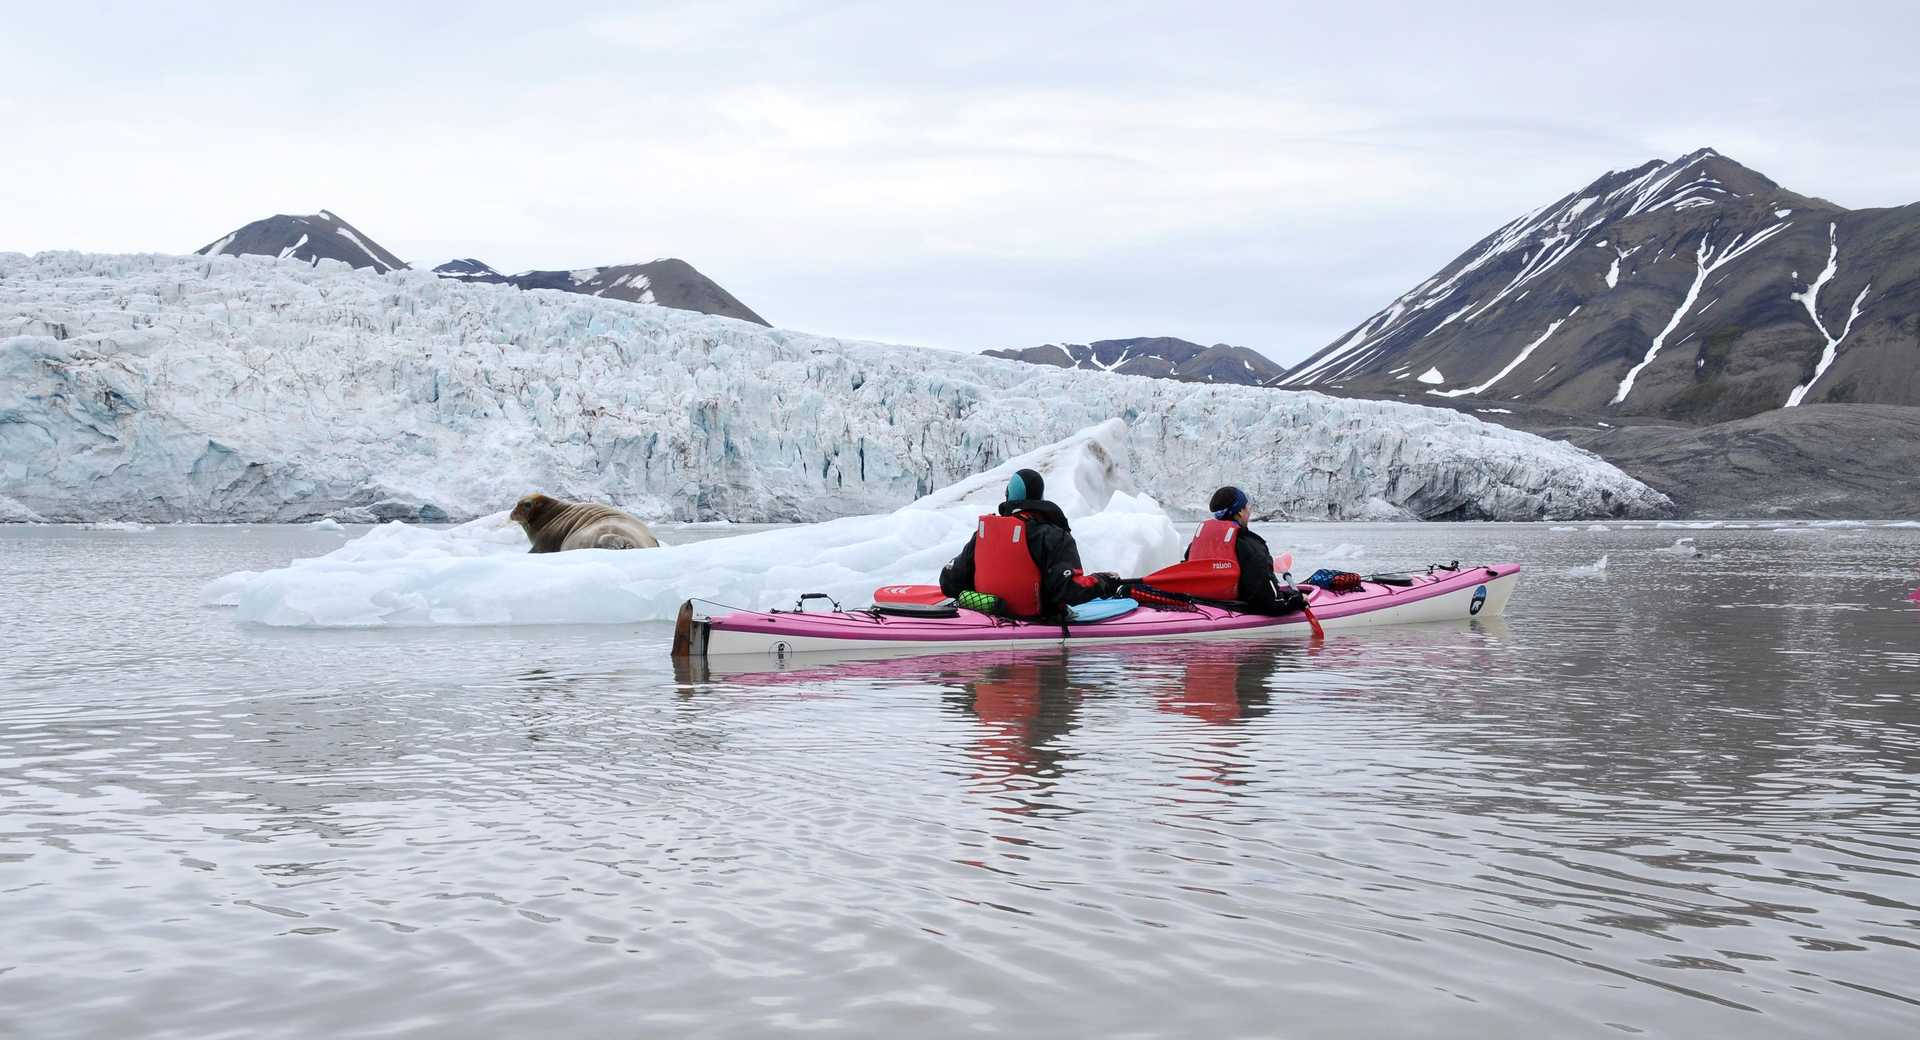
[427,256,769,325]
[984,336,1286,385]
[196,210,408,274]
[432,258,500,279]
[1279,149,1916,422]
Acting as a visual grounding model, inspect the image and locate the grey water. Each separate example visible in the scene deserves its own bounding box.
[2,521,1918,1039]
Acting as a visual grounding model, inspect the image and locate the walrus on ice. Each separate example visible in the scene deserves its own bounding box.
[510,493,660,553]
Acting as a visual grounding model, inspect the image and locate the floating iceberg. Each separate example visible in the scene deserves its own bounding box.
[1568,555,1609,577]
[1651,537,1710,559]
[204,420,1184,628]
[2,252,1672,524]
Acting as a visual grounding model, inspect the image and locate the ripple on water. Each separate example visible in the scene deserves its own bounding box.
[2,523,1919,1037]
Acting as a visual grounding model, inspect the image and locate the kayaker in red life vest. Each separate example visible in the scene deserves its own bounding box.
[1184,485,1288,613]
[938,468,1117,618]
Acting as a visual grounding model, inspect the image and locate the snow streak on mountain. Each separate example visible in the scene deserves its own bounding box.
[1278,149,1920,421]
[0,252,1670,524]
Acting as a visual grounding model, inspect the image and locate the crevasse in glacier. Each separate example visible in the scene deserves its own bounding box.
[0,251,1673,523]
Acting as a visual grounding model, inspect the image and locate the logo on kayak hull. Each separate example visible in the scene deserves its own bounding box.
[1469,585,1487,615]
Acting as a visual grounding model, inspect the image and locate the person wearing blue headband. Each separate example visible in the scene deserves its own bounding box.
[1181,485,1286,613]
[938,467,1116,617]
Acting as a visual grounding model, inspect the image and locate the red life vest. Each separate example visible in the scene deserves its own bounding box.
[972,514,1043,616]
[1184,519,1243,600]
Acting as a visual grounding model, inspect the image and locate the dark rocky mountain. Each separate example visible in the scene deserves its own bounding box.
[430,257,769,326]
[1277,149,1920,422]
[1554,404,1920,519]
[432,258,497,279]
[196,210,409,273]
[194,214,767,324]
[984,336,1286,385]
[1386,391,1920,519]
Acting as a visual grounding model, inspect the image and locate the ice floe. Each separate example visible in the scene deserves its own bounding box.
[204,421,1185,628]
[1568,555,1609,577]
[1651,537,1711,559]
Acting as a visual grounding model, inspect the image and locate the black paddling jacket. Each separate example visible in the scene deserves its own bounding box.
[939,499,1098,615]
[1185,522,1285,612]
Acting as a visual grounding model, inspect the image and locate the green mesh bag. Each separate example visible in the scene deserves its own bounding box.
[957,590,1003,614]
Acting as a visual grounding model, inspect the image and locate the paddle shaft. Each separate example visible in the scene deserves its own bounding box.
[1275,552,1325,639]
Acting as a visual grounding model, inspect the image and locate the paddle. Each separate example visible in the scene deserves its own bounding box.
[1125,558,1236,597]
[1118,549,1324,636]
[1276,552,1326,639]
[870,584,960,617]
[872,584,952,607]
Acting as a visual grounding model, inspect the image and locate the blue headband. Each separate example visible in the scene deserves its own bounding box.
[1006,472,1028,502]
[1212,487,1248,520]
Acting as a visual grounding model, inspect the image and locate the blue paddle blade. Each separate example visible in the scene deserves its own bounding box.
[1068,597,1139,623]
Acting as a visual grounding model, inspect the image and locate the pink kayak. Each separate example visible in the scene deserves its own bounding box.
[673,563,1520,660]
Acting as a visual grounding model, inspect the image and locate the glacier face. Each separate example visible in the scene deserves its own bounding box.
[0,252,1672,523]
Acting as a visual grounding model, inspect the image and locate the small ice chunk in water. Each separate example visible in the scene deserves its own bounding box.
[1568,555,1608,577]
[1652,537,1710,560]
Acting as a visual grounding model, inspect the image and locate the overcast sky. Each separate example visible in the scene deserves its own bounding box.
[5,1,1915,363]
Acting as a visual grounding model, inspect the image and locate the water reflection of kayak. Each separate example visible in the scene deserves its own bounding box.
[674,563,1519,662]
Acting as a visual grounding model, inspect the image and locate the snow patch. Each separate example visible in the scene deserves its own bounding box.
[1417,367,1445,385]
